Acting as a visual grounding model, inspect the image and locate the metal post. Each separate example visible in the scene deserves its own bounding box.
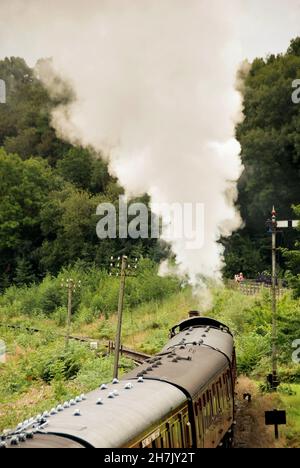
[66,279,73,348]
[271,207,278,389]
[113,255,127,379]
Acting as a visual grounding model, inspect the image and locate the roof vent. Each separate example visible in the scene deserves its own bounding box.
[124,382,134,390]
[10,437,19,446]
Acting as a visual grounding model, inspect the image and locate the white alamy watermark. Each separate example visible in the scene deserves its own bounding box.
[292,339,300,364]
[292,79,300,104]
[0,339,6,364]
[96,196,205,250]
[0,79,6,104]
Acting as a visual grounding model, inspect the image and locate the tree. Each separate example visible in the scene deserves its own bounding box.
[56,147,112,194]
[224,38,300,278]
[0,57,71,164]
[0,57,169,288]
[282,205,300,296]
[0,149,62,286]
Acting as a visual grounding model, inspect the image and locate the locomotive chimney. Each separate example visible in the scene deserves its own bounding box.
[189,310,200,318]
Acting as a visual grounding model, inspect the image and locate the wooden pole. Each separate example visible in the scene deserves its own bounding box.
[271,207,278,389]
[65,279,73,349]
[113,256,127,380]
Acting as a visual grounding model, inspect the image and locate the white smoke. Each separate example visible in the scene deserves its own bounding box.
[1,0,299,284]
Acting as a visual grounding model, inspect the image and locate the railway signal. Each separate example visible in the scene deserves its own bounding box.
[61,278,81,348]
[265,207,299,390]
[109,256,138,379]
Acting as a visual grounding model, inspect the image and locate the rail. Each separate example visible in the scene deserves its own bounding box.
[0,323,151,364]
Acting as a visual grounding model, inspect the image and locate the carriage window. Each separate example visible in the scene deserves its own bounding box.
[160,430,169,448]
[194,403,204,444]
[181,413,191,448]
[227,371,232,398]
[171,420,183,448]
[166,423,172,447]
[198,397,202,410]
[215,382,220,410]
[206,390,212,425]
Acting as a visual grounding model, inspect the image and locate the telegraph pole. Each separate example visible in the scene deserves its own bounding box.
[266,208,299,390]
[113,256,127,380]
[271,207,278,389]
[110,255,138,379]
[61,278,81,348]
[66,280,73,349]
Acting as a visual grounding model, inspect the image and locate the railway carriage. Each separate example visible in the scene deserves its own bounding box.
[2,316,236,449]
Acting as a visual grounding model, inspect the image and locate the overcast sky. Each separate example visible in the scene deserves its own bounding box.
[0,0,299,282]
[0,0,300,65]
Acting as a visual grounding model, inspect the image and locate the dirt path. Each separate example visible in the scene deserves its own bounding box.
[234,377,285,448]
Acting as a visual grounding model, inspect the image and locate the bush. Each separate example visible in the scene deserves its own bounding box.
[76,306,95,325]
[39,345,89,383]
[53,306,67,327]
[0,261,181,322]
[236,332,270,374]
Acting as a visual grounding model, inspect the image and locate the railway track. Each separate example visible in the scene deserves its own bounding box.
[0,323,151,364]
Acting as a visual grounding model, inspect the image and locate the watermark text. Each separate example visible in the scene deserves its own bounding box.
[292,79,300,104]
[96,197,205,250]
[0,79,6,104]
[292,339,300,364]
[0,339,6,363]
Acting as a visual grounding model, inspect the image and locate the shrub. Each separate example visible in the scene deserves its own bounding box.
[39,345,89,383]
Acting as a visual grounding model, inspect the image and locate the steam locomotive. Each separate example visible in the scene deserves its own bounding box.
[2,315,236,449]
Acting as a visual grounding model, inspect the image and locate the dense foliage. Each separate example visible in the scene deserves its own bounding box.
[282,204,300,296]
[223,38,300,280]
[0,58,167,289]
[212,287,300,381]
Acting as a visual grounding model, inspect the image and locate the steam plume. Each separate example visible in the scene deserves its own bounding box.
[1,0,298,283]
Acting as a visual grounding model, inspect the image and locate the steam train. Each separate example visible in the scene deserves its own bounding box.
[2,315,236,449]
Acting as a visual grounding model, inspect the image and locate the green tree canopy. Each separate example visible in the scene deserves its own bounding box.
[224,38,300,278]
[0,149,62,285]
[0,57,71,164]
